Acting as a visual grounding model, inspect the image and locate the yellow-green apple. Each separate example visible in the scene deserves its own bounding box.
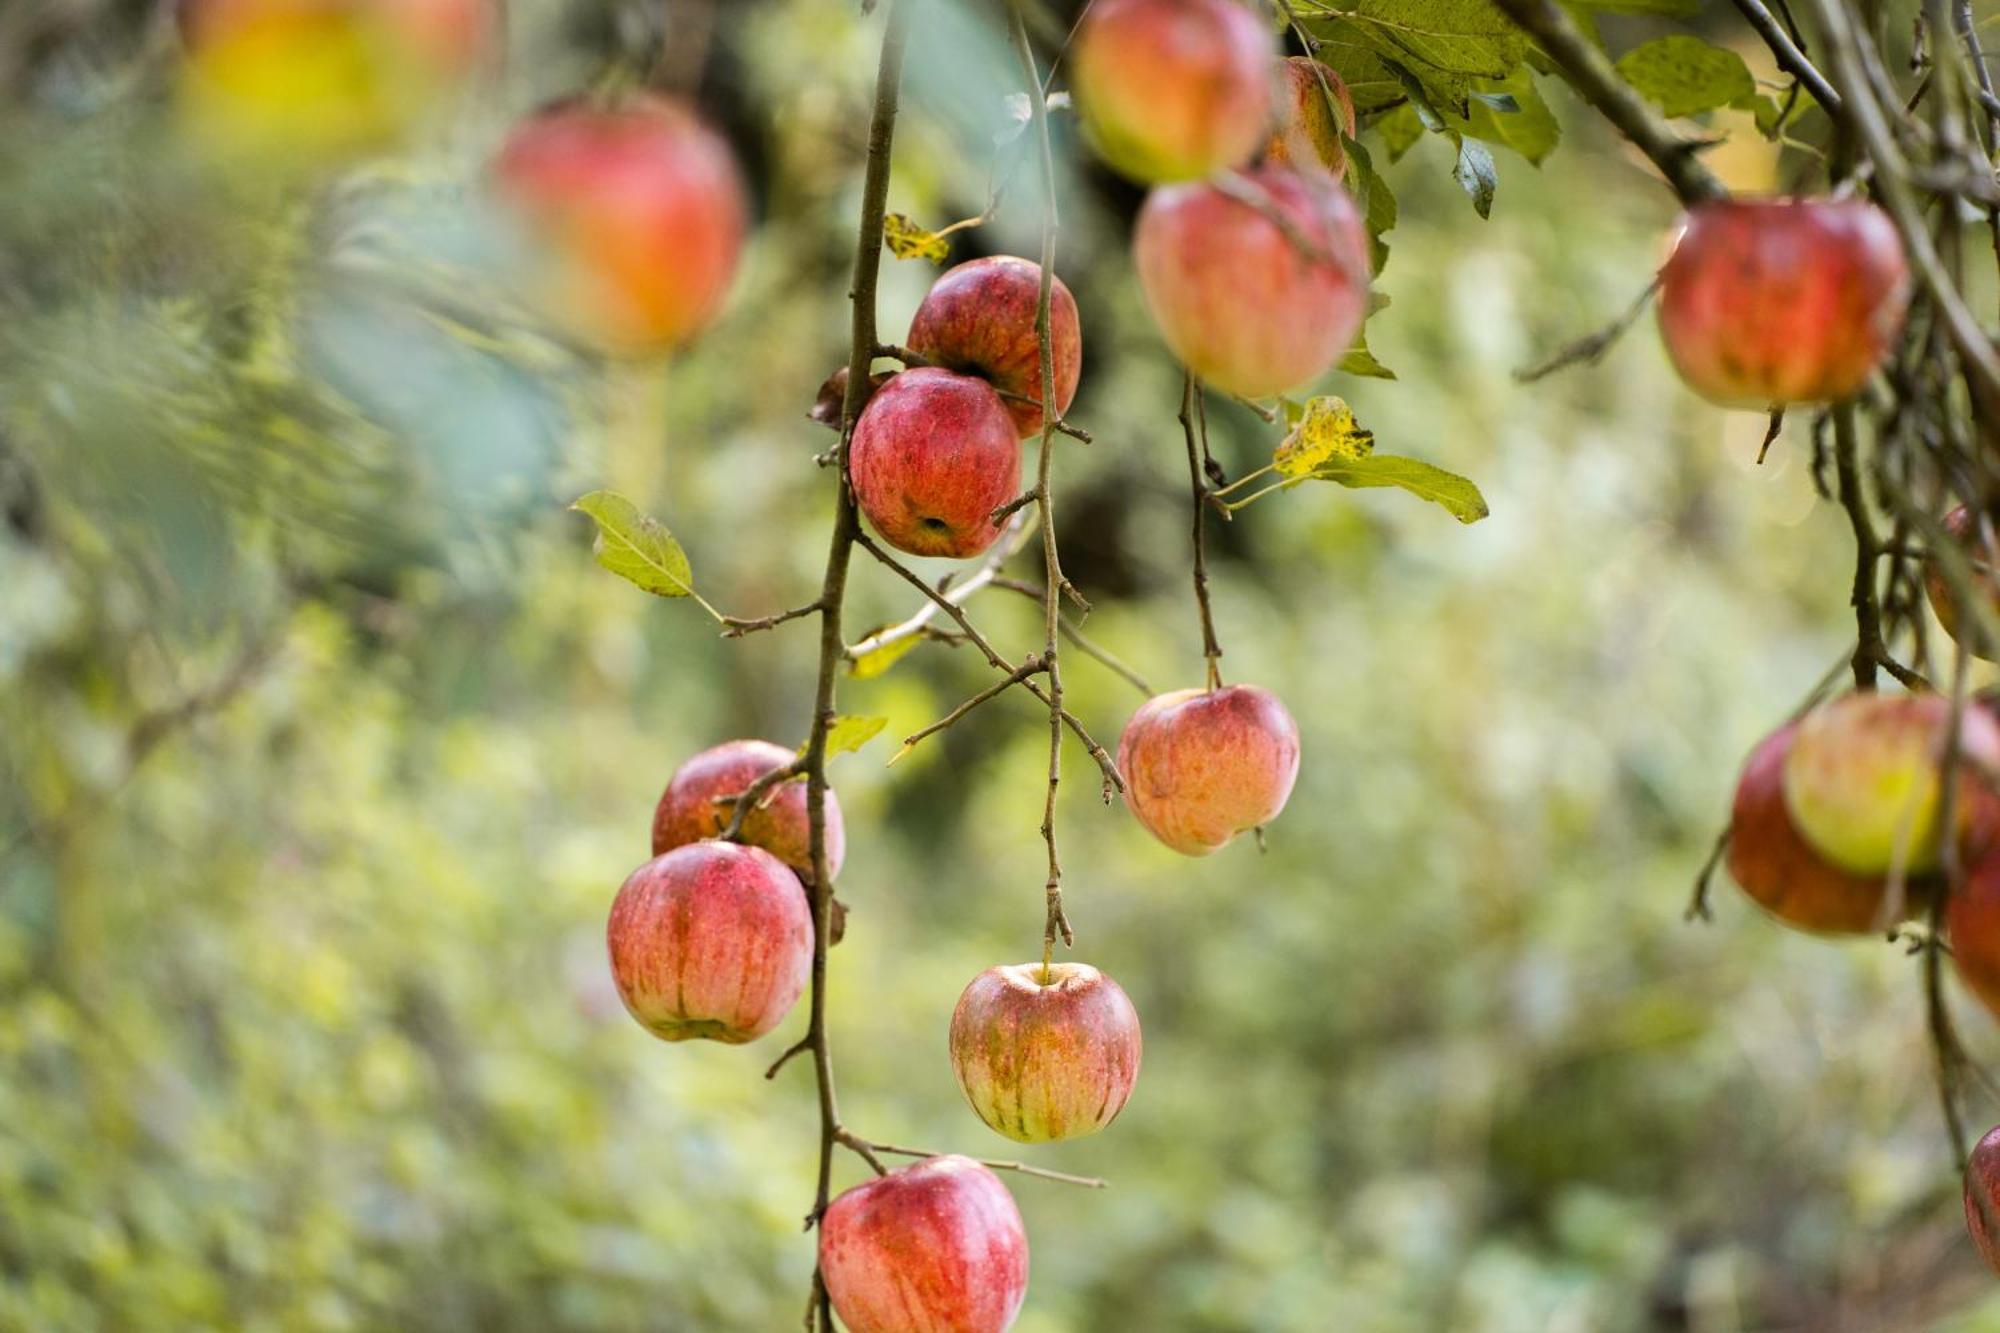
[848,367,1021,558]
[819,1155,1029,1333]
[1263,57,1356,181]
[651,739,843,882]
[949,962,1141,1144]
[605,841,810,1044]
[1968,1123,2000,1274]
[1926,506,2000,660]
[1134,165,1370,399]
[1727,721,1908,933]
[175,0,491,162]
[1657,197,1909,406]
[1782,691,2000,876]
[1073,0,1274,184]
[494,95,748,355]
[906,257,1082,438]
[1118,684,1301,855]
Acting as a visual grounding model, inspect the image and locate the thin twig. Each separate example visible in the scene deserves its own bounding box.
[889,656,1048,764]
[867,1142,1108,1188]
[1513,278,1661,384]
[1179,373,1225,690]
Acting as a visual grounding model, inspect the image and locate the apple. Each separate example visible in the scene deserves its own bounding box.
[906,257,1083,439]
[605,841,811,1044]
[1926,506,2000,660]
[1657,197,1910,407]
[494,95,748,355]
[1118,684,1301,856]
[651,739,844,882]
[1726,721,1907,933]
[1073,0,1275,184]
[176,0,491,162]
[848,367,1021,559]
[1782,691,2000,877]
[1967,1123,2000,1274]
[1263,57,1357,181]
[949,962,1142,1144]
[819,1155,1029,1333]
[1951,853,2000,1023]
[1133,165,1370,399]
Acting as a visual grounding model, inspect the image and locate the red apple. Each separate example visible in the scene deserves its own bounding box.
[1782,691,2000,877]
[1657,197,1910,407]
[906,257,1083,439]
[1133,164,1370,399]
[1927,506,2000,661]
[949,962,1142,1144]
[1073,0,1275,184]
[848,367,1021,559]
[1726,721,1907,934]
[1966,1122,2000,1274]
[605,841,810,1044]
[1118,684,1301,856]
[1951,853,2000,1023]
[651,739,844,882]
[494,95,748,355]
[1263,57,1357,181]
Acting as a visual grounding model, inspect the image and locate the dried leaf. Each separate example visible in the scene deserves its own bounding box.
[1274,396,1377,478]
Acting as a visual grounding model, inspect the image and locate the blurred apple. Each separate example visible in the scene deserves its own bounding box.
[1926,506,2000,660]
[1966,1122,2000,1273]
[1264,57,1356,181]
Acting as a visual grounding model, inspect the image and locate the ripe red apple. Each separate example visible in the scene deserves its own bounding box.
[605,841,810,1044]
[1657,197,1910,407]
[1966,1122,2000,1274]
[906,257,1082,439]
[1073,0,1275,183]
[1133,165,1370,399]
[1926,506,2000,661]
[949,962,1142,1144]
[819,1155,1029,1333]
[1263,57,1357,181]
[651,739,844,882]
[176,0,491,161]
[1726,721,1906,934]
[494,95,748,355]
[1951,853,2000,1024]
[1782,692,2000,877]
[1118,684,1301,855]
[848,367,1021,559]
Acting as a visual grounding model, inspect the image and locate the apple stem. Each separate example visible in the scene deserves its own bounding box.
[1179,372,1227,691]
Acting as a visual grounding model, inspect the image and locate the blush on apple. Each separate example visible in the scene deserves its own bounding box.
[605,841,811,1044]
[906,257,1082,438]
[1073,0,1275,184]
[1657,197,1910,407]
[1951,853,2000,1025]
[1118,684,1301,856]
[1263,57,1357,181]
[494,95,748,355]
[848,367,1021,559]
[1926,505,2000,661]
[1133,165,1370,400]
[652,739,843,882]
[819,1155,1029,1333]
[949,962,1142,1144]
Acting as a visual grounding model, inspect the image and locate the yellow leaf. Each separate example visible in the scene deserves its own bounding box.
[848,632,923,680]
[882,213,951,264]
[1273,396,1376,478]
[798,715,890,761]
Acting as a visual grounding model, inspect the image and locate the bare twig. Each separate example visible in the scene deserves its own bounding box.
[889,656,1048,764]
[868,1141,1108,1189]
[1513,277,1661,384]
[845,510,1038,663]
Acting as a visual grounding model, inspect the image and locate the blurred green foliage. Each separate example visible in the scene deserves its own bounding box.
[7,2,2000,1330]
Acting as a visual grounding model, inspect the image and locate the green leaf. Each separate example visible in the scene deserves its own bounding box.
[1463,69,1561,164]
[1339,331,1398,380]
[1310,33,1408,112]
[1453,137,1498,218]
[1311,455,1490,522]
[813,715,889,760]
[848,632,922,681]
[570,491,697,599]
[1615,36,1756,118]
[1302,0,1528,116]
[1564,0,1701,17]
[1377,103,1425,161]
[1340,134,1397,274]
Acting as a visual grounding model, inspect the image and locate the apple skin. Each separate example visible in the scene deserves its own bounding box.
[1118,684,1301,856]
[819,1155,1029,1333]
[1966,1123,2000,1274]
[1782,691,2000,877]
[1726,721,1910,934]
[906,257,1083,439]
[1263,57,1357,181]
[1134,165,1371,399]
[1926,506,2000,661]
[1951,853,2000,1025]
[605,841,811,1044]
[651,739,844,882]
[494,95,748,355]
[949,962,1142,1144]
[1657,197,1910,407]
[848,367,1022,559]
[1073,0,1275,184]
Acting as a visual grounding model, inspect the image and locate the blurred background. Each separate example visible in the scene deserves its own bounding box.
[4,0,1998,1329]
